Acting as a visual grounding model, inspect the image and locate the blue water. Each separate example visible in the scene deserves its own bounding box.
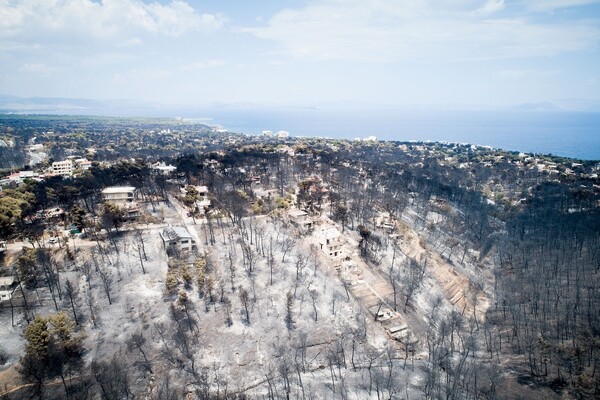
[14,106,599,160]
[195,109,600,160]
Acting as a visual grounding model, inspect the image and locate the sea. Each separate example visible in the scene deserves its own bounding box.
[193,108,600,161]
[8,107,600,160]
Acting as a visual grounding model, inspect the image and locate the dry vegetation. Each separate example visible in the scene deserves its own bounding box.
[0,118,598,399]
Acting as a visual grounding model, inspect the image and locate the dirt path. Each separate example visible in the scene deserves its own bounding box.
[0,365,31,397]
[396,223,489,323]
[298,221,418,354]
[300,212,489,358]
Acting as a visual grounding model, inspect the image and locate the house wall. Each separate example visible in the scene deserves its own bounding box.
[177,238,196,252]
[52,161,73,176]
[0,279,15,301]
[0,291,13,301]
[103,191,135,203]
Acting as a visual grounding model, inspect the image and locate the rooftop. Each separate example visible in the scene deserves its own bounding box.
[162,226,194,241]
[317,227,341,241]
[288,209,308,218]
[101,186,136,194]
[0,276,16,286]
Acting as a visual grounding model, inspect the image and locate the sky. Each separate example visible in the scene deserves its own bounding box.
[1,0,599,109]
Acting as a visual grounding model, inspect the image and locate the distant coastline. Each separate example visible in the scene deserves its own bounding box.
[200,109,600,161]
[2,108,599,160]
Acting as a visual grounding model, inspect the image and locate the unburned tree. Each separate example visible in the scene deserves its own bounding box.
[99,202,125,234]
[19,312,84,398]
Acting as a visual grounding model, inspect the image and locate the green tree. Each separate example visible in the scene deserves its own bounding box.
[357,224,371,257]
[296,180,313,211]
[0,188,34,240]
[20,312,84,397]
[17,247,38,288]
[69,204,86,232]
[182,185,199,208]
[333,204,349,232]
[99,202,125,233]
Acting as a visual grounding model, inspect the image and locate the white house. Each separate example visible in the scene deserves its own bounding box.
[181,185,211,211]
[317,227,343,259]
[376,213,396,232]
[195,185,209,199]
[2,171,39,185]
[151,161,177,175]
[180,185,209,199]
[195,186,211,210]
[74,158,92,170]
[288,209,312,231]
[52,160,74,176]
[101,186,136,204]
[160,226,197,253]
[19,170,37,179]
[0,276,16,301]
[253,188,271,200]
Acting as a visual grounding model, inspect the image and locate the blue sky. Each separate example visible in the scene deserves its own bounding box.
[1,0,599,108]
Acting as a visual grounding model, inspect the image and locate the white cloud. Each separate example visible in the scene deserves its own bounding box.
[118,38,144,47]
[180,59,226,71]
[493,69,559,80]
[245,0,600,62]
[0,0,224,40]
[526,0,600,12]
[19,62,54,75]
[471,0,505,16]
